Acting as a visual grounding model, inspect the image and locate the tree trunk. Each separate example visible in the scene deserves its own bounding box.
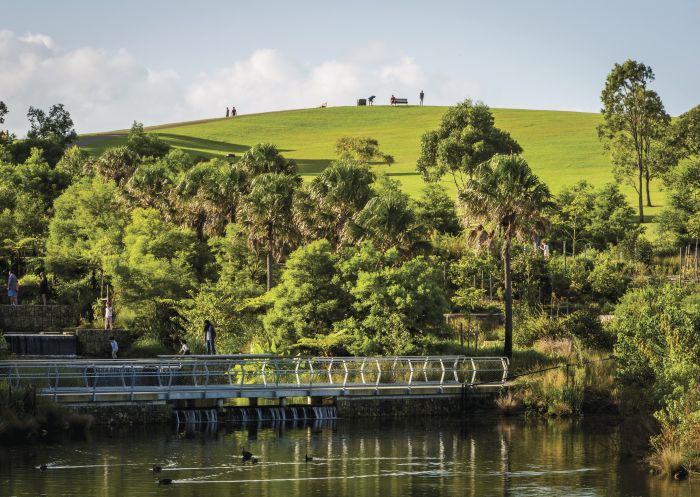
[266,252,272,292]
[637,158,645,223]
[645,169,653,207]
[502,234,513,359]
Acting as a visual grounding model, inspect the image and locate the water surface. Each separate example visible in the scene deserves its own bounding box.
[1,417,695,496]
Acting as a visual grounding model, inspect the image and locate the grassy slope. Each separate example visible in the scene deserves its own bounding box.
[80,106,665,230]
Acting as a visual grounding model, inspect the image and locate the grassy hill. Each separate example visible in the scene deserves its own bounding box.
[79,106,665,229]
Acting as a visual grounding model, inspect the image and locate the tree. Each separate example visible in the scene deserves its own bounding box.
[550,181,594,255]
[295,160,375,246]
[262,240,350,354]
[415,183,461,235]
[599,60,670,221]
[93,146,140,185]
[238,172,300,291]
[588,183,639,248]
[126,121,170,158]
[0,101,7,125]
[416,99,521,189]
[335,136,394,165]
[351,178,423,252]
[174,158,247,239]
[46,176,129,277]
[334,243,450,355]
[460,154,552,357]
[106,208,198,305]
[56,146,91,180]
[671,104,700,158]
[236,143,297,177]
[26,104,77,147]
[658,160,700,245]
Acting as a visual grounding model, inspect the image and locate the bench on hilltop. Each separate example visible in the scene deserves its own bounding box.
[393,98,408,105]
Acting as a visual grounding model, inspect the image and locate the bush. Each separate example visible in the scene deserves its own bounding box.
[122,333,171,358]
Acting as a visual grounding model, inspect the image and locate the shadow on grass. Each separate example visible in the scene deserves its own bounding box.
[158,133,250,154]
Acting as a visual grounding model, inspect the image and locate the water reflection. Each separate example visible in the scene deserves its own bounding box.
[0,417,695,497]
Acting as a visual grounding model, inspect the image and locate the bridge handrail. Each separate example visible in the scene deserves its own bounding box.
[0,356,509,399]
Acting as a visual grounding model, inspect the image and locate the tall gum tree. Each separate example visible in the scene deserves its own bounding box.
[598,60,669,222]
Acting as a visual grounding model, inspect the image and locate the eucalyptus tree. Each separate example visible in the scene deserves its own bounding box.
[598,60,670,220]
[417,99,521,190]
[460,154,552,358]
[238,172,301,291]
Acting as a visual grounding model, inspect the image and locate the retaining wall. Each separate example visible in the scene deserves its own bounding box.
[75,328,133,357]
[0,305,73,333]
[68,402,173,426]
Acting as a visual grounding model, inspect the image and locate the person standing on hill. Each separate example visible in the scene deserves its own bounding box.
[419,90,425,106]
[7,270,18,305]
[39,272,49,305]
[204,319,216,355]
[232,106,237,117]
[226,107,230,117]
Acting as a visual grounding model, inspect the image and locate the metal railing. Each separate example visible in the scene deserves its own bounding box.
[0,355,509,402]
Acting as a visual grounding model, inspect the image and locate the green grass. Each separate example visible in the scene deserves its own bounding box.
[79,106,666,233]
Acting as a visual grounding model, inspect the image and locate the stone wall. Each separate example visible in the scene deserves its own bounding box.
[335,392,499,418]
[75,328,134,357]
[0,305,73,333]
[68,402,173,426]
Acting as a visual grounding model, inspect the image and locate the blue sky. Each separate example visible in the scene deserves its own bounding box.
[1,0,698,133]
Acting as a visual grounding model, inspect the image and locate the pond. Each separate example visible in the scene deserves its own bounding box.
[0,416,695,496]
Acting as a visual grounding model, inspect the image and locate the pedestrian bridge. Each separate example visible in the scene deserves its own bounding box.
[0,355,509,404]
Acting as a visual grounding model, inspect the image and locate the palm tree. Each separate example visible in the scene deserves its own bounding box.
[238,172,301,290]
[237,143,297,177]
[352,184,423,252]
[297,161,375,246]
[460,154,552,358]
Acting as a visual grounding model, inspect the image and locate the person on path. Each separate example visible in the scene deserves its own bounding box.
[39,272,49,305]
[226,107,230,118]
[390,95,396,106]
[204,320,216,355]
[178,340,191,355]
[109,336,118,359]
[419,90,425,106]
[232,106,237,117]
[7,270,18,305]
[105,300,114,330]
[368,95,375,106]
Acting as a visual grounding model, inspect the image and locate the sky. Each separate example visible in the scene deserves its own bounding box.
[1,0,699,134]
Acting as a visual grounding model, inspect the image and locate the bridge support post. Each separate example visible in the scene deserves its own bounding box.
[278,397,287,407]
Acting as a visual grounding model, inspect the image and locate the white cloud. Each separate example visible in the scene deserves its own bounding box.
[0,30,480,135]
[0,29,186,134]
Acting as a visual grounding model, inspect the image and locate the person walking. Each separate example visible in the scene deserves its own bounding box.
[178,340,191,355]
[390,95,396,106]
[419,90,425,106]
[109,336,119,359]
[7,269,18,305]
[104,300,114,330]
[368,95,375,106]
[232,106,237,117]
[226,107,230,118]
[204,320,216,355]
[39,272,49,305]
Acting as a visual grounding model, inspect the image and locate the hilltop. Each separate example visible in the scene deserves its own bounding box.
[78,106,665,224]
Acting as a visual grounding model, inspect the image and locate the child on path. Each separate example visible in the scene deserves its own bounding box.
[109,336,118,359]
